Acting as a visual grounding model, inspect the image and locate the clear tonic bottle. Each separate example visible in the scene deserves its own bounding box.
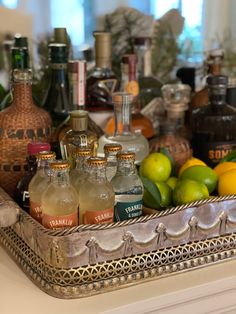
[104,143,122,181]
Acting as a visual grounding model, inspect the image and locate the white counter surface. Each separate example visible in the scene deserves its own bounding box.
[1,245,236,314]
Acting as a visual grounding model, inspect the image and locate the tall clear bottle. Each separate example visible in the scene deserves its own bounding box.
[29,151,56,223]
[104,143,122,181]
[70,147,92,194]
[111,151,144,222]
[41,161,79,229]
[78,157,115,225]
[98,92,149,164]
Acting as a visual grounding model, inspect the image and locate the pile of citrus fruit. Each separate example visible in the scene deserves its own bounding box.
[139,151,236,209]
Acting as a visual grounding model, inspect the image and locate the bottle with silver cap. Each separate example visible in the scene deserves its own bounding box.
[97,92,149,164]
[110,151,144,222]
[104,143,122,181]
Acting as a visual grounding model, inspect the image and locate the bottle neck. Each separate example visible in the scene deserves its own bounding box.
[11,49,29,70]
[116,159,136,175]
[69,69,86,110]
[88,164,107,182]
[135,47,152,78]
[95,58,111,70]
[208,63,221,75]
[105,151,118,163]
[209,85,227,105]
[50,63,68,83]
[113,101,132,136]
[75,156,89,174]
[12,82,34,109]
[51,169,70,186]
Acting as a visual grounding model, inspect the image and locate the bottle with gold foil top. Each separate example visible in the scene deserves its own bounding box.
[110,151,143,222]
[104,143,122,181]
[0,69,52,197]
[29,151,56,223]
[70,147,92,194]
[60,110,98,168]
[86,31,119,113]
[78,157,115,224]
[41,161,78,229]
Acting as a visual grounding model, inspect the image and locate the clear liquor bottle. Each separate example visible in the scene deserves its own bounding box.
[29,151,56,223]
[70,147,92,194]
[110,151,144,222]
[98,92,149,164]
[191,75,236,167]
[41,161,79,229]
[104,143,122,181]
[78,157,115,225]
[60,110,98,169]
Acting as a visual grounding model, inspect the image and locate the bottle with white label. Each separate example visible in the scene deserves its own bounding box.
[110,151,144,222]
[104,143,122,181]
[70,147,92,194]
[78,157,115,224]
[28,151,56,223]
[41,161,79,229]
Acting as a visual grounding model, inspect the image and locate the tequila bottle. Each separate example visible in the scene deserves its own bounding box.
[42,161,78,229]
[104,143,122,181]
[29,151,56,223]
[70,147,92,194]
[78,157,115,224]
[110,151,144,222]
[98,92,149,164]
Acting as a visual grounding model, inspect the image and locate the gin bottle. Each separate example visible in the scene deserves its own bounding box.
[98,92,149,164]
[41,161,78,229]
[29,151,56,223]
[78,157,115,224]
[110,151,144,222]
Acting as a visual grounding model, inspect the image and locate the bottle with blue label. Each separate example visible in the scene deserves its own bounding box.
[110,151,144,222]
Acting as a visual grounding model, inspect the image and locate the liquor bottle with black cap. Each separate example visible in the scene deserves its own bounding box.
[191,75,236,167]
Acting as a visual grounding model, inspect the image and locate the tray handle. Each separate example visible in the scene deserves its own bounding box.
[0,188,20,227]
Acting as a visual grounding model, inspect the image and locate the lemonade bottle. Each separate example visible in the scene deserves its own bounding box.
[104,143,122,181]
[70,147,92,194]
[111,151,144,221]
[29,151,56,223]
[78,157,115,224]
[41,161,79,229]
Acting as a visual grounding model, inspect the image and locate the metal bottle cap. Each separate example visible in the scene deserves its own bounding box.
[117,151,135,160]
[37,151,56,160]
[70,110,88,131]
[87,157,107,166]
[14,34,28,48]
[75,147,92,157]
[94,31,111,68]
[50,160,70,170]
[54,28,68,44]
[104,143,122,153]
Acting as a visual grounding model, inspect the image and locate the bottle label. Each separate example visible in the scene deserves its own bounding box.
[42,212,78,229]
[83,208,114,224]
[197,141,236,167]
[114,199,143,222]
[22,191,30,213]
[30,201,42,223]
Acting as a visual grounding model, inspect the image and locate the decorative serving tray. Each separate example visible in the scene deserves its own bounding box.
[1,187,236,299]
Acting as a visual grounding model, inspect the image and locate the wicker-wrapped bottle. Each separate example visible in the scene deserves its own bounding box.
[0,69,51,197]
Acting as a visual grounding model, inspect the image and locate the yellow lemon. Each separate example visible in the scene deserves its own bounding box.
[178,157,207,177]
[218,169,236,196]
[173,179,209,206]
[166,176,178,190]
[139,152,172,182]
[180,165,218,194]
[213,161,236,177]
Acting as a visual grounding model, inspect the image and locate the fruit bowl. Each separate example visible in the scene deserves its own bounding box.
[1,187,236,298]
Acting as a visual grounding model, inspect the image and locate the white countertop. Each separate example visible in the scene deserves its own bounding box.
[1,245,236,314]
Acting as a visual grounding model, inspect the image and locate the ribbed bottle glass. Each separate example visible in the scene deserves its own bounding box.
[104,143,122,181]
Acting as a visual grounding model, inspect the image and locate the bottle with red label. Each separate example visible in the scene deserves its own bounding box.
[78,157,115,225]
[41,161,79,229]
[14,142,51,213]
[28,151,56,223]
[191,75,236,167]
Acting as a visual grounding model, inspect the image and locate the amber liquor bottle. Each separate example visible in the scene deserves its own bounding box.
[191,75,236,167]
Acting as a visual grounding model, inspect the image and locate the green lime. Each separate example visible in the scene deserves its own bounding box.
[139,152,172,182]
[180,165,218,194]
[155,181,172,207]
[166,176,178,190]
[173,179,209,206]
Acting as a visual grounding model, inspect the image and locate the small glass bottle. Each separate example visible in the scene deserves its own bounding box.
[78,157,115,225]
[104,143,122,181]
[110,151,144,222]
[41,161,79,229]
[29,151,56,223]
[60,110,98,168]
[14,142,51,212]
[191,75,236,167]
[70,147,92,194]
[98,92,149,165]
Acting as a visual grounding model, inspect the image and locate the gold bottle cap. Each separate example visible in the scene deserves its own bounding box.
[75,147,92,157]
[104,143,122,153]
[50,160,70,170]
[37,151,56,160]
[70,110,88,131]
[117,151,135,160]
[87,157,107,166]
[94,31,111,68]
[112,92,133,105]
